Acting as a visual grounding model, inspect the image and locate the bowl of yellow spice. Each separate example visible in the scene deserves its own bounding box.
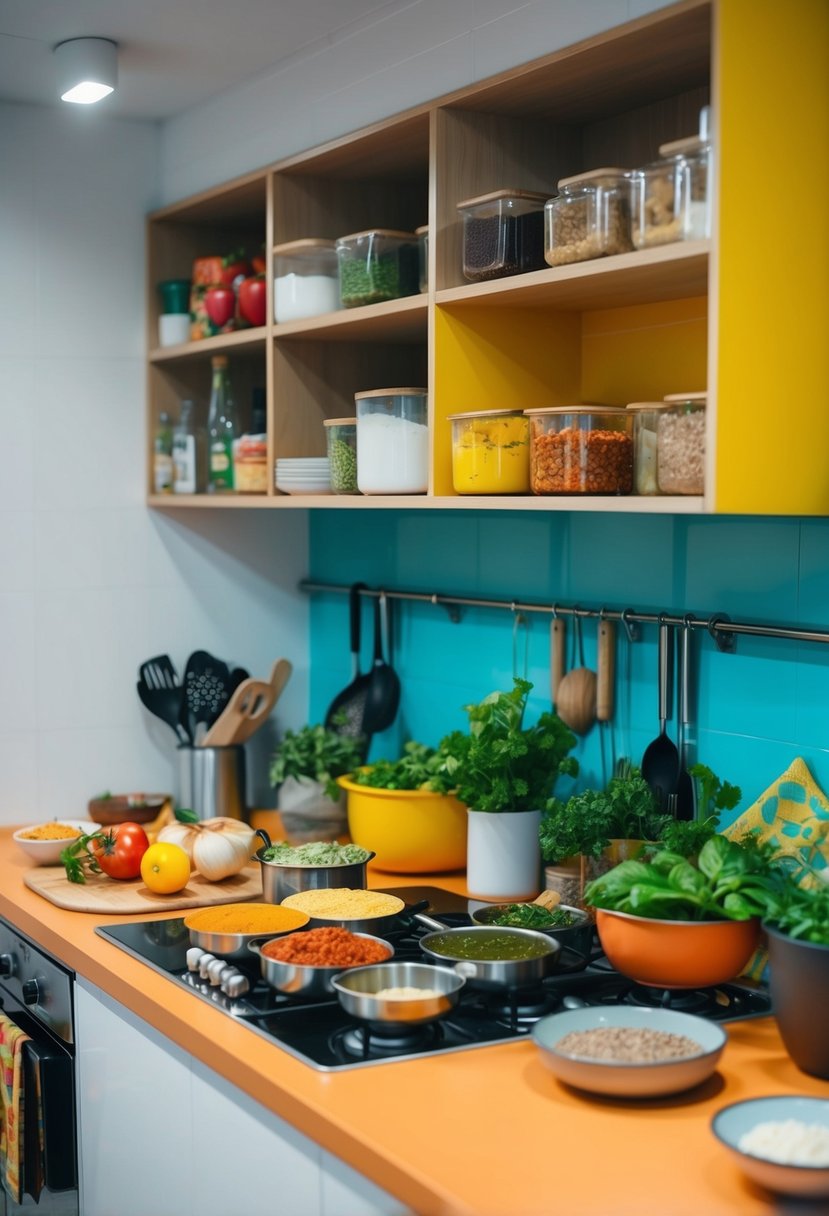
[184,902,310,961]
[448,408,530,495]
[13,820,96,865]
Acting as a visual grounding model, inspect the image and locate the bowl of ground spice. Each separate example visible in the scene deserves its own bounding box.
[249,926,394,999]
[280,888,407,934]
[184,902,311,961]
[532,1006,726,1098]
[13,820,96,865]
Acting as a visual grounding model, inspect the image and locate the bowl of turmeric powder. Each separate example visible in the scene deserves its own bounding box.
[184,902,311,961]
[13,820,96,865]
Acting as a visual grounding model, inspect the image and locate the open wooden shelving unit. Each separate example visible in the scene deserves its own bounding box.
[146,0,829,516]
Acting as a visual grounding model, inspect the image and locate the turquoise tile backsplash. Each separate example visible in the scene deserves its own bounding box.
[309,510,829,827]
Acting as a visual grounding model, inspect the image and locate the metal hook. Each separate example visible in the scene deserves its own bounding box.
[430,591,460,623]
[707,612,736,653]
[620,608,640,642]
[551,602,559,619]
[572,606,585,666]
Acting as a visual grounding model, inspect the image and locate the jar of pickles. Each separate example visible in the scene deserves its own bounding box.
[544,169,633,267]
[626,402,667,495]
[525,406,633,495]
[657,392,707,495]
[448,409,530,494]
[323,418,359,494]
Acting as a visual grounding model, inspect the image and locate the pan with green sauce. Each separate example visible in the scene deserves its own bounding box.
[422,930,553,961]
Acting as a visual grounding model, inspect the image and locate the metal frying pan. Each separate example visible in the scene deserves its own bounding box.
[416,920,561,990]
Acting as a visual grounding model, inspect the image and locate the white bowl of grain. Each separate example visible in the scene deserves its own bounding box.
[532,1005,726,1097]
[712,1095,829,1198]
[13,820,97,866]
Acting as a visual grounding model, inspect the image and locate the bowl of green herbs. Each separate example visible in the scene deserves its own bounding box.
[471,901,592,972]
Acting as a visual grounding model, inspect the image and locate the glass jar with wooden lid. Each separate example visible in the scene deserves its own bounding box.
[448,408,530,494]
[657,392,707,495]
[626,402,669,495]
[544,169,633,267]
[525,406,633,495]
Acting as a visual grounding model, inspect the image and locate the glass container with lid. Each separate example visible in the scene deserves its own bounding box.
[415,225,429,293]
[626,402,668,495]
[335,230,419,308]
[323,417,359,495]
[274,238,340,322]
[456,189,549,281]
[657,392,707,495]
[544,169,633,267]
[525,406,633,495]
[447,409,530,495]
[656,134,711,241]
[355,388,428,495]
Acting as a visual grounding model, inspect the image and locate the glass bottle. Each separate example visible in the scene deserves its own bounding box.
[207,355,237,493]
[172,400,199,495]
[153,410,173,494]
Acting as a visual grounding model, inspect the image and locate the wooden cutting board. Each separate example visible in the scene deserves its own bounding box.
[24,863,263,913]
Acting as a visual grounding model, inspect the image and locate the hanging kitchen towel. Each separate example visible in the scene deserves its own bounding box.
[0,1013,30,1204]
[725,756,829,980]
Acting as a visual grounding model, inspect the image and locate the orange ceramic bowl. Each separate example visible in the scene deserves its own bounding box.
[595,908,761,989]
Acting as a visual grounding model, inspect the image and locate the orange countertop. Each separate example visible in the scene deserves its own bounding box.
[1,825,826,1216]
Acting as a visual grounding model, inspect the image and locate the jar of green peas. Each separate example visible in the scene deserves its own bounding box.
[323,418,359,494]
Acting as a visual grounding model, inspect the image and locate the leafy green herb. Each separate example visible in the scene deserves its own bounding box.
[174,807,199,824]
[269,720,366,801]
[540,771,665,864]
[440,678,578,814]
[584,832,787,922]
[689,763,742,819]
[60,831,109,884]
[260,841,371,866]
[656,814,719,858]
[486,903,577,929]
[764,881,829,946]
[349,741,457,793]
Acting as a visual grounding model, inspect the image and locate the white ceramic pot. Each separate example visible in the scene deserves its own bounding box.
[277,775,347,844]
[466,808,542,901]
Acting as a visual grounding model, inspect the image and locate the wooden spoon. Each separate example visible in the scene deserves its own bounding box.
[555,615,596,735]
[532,889,561,910]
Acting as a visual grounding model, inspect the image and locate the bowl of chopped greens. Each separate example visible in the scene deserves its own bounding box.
[254,831,375,903]
[470,902,593,972]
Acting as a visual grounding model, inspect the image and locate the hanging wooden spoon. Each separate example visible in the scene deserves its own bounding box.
[555,613,596,735]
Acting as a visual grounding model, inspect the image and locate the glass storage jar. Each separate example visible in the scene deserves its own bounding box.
[448,409,530,494]
[457,189,549,281]
[632,135,711,248]
[657,134,711,241]
[355,388,428,495]
[234,433,268,494]
[525,406,633,495]
[274,239,340,322]
[544,169,633,267]
[323,417,359,495]
[335,230,419,308]
[626,402,668,495]
[658,392,707,495]
[415,225,429,293]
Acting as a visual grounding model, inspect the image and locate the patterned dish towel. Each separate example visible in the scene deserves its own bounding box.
[726,756,829,979]
[0,1013,30,1204]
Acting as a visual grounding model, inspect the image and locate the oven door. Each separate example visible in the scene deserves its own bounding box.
[0,1000,78,1216]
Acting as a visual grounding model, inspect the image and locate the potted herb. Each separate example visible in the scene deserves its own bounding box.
[438,679,579,900]
[269,723,365,843]
[762,878,829,1079]
[338,742,468,874]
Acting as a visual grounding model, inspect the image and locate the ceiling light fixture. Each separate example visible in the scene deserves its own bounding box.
[54,37,118,105]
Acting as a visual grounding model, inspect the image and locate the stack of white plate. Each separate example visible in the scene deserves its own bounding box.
[275,457,332,495]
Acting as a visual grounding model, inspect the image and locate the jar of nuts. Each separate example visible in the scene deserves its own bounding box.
[657,392,707,495]
[525,406,633,495]
[544,169,633,268]
[626,402,668,495]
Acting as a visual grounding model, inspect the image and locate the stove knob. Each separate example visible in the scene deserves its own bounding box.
[0,953,14,978]
[207,959,233,987]
[198,953,217,980]
[223,973,250,998]
[22,978,41,1006]
[186,947,204,972]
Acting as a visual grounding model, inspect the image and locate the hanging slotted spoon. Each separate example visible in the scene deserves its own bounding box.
[641,618,681,813]
[180,650,233,745]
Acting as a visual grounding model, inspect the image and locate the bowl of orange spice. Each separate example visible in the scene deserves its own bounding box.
[184,902,311,962]
[249,926,394,1000]
[13,820,97,865]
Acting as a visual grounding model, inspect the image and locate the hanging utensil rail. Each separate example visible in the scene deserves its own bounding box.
[298,581,829,652]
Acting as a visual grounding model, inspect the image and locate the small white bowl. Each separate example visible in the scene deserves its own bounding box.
[13,820,97,866]
[712,1096,829,1198]
[532,1005,726,1098]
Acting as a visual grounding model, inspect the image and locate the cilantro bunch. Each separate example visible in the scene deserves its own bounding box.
[269,721,365,801]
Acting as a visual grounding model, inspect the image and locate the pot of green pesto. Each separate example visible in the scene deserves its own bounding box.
[470,902,593,974]
[254,831,375,903]
[416,920,561,990]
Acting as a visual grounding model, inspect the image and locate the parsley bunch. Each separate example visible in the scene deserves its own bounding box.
[269,721,365,801]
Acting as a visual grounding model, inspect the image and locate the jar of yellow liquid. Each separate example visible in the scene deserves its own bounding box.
[448,409,530,494]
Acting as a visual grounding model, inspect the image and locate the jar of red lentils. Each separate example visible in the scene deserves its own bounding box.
[525,406,633,495]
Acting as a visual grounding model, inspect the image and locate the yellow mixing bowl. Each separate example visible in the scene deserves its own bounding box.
[338,776,468,874]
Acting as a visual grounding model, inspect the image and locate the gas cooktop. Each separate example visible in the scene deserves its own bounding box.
[97,886,773,1072]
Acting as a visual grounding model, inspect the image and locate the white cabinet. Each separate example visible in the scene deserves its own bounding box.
[75,979,410,1216]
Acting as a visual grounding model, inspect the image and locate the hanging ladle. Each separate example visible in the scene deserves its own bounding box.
[641,616,681,813]
[555,610,596,736]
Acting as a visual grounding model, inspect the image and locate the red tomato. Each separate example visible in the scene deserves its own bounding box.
[238,276,266,327]
[204,286,236,327]
[91,822,150,881]
[220,256,251,290]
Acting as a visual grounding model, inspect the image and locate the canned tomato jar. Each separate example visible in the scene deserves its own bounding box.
[525,406,633,495]
[448,409,530,494]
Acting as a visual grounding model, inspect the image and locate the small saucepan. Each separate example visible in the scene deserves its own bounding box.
[254,829,375,904]
[417,918,560,991]
[248,932,395,1001]
[470,903,593,974]
[184,904,310,963]
[331,961,465,1026]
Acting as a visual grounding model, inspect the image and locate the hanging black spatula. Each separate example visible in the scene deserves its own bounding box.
[137,654,189,744]
[180,650,233,745]
[362,592,401,736]
[324,583,372,758]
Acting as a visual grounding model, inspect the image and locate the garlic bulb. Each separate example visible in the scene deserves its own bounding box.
[157,817,255,881]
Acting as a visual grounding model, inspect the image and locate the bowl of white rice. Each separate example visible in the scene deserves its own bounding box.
[712,1095,829,1197]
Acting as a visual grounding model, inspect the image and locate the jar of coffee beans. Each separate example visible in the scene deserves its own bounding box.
[657,392,707,495]
[544,169,633,267]
[457,189,549,281]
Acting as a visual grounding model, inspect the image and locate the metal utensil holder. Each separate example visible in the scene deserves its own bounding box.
[177,745,247,822]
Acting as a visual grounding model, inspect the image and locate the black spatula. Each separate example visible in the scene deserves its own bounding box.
[324,583,372,758]
[180,650,233,745]
[362,592,401,736]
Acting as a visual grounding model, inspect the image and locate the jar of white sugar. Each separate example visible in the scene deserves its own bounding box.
[274,239,340,323]
[658,392,707,495]
[355,388,429,494]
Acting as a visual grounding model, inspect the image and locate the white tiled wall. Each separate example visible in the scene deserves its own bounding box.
[0,101,309,825]
[159,0,673,203]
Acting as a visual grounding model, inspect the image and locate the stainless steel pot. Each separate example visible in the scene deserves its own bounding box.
[248,932,394,1000]
[417,919,560,990]
[331,962,465,1025]
[185,917,309,963]
[470,903,592,974]
[255,829,375,903]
